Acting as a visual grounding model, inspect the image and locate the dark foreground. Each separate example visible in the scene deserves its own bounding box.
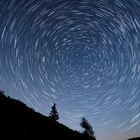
[0,91,93,140]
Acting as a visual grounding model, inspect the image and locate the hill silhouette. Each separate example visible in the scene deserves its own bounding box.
[128,138,140,140]
[0,91,93,140]
[0,91,139,140]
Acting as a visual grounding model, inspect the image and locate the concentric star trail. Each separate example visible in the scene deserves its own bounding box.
[0,0,140,140]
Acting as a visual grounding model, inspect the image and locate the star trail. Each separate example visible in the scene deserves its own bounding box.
[0,0,140,140]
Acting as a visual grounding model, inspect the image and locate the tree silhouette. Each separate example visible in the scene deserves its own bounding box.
[80,117,96,140]
[49,103,59,121]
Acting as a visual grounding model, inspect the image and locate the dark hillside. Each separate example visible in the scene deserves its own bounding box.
[0,91,90,140]
[128,138,140,140]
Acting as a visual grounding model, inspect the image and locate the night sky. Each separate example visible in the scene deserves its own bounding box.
[0,0,140,140]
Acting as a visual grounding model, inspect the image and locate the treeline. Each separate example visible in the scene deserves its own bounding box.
[48,103,96,140]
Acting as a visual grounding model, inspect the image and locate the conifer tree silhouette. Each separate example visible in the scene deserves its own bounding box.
[49,103,59,121]
[80,117,96,140]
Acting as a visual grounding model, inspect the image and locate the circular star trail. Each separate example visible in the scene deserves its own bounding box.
[0,0,140,140]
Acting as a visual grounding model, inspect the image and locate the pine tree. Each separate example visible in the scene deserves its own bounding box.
[49,103,59,121]
[80,117,96,140]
